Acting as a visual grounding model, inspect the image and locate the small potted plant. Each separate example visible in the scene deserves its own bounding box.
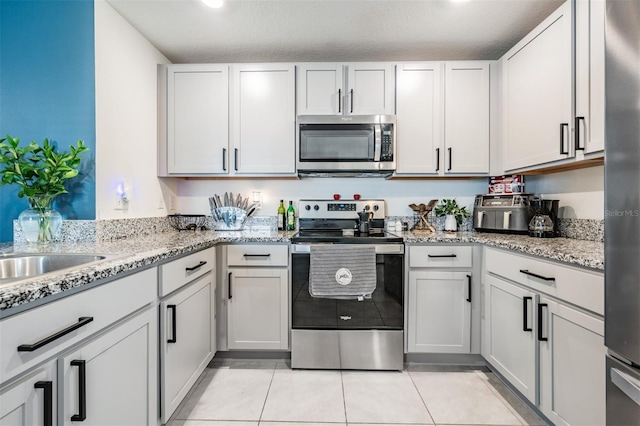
[0,135,89,243]
[434,199,470,232]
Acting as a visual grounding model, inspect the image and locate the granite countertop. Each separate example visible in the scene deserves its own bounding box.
[0,228,603,316]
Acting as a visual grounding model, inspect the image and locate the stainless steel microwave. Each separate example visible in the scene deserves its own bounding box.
[296,115,396,177]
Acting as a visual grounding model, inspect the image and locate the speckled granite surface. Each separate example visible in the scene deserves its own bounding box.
[0,226,603,316]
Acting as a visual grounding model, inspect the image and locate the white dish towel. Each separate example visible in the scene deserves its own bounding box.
[309,245,376,300]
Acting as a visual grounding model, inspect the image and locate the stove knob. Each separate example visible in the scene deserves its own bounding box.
[364,205,371,211]
[373,204,379,212]
[314,204,320,211]
[305,204,311,211]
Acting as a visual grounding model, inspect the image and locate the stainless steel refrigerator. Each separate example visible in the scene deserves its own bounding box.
[604,1,640,424]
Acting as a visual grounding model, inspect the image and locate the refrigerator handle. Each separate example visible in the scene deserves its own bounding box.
[611,368,640,407]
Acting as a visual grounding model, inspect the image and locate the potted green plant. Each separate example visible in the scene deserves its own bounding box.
[434,198,470,232]
[0,135,89,243]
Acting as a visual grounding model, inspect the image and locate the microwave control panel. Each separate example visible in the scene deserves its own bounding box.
[380,124,394,161]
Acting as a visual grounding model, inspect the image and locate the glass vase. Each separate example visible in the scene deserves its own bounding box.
[18,197,62,243]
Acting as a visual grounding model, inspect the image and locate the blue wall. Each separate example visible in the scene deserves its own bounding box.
[0,0,96,242]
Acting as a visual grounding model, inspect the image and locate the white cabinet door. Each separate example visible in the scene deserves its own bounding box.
[231,64,296,174]
[297,63,344,115]
[0,363,56,426]
[575,0,605,154]
[395,62,443,174]
[160,274,215,423]
[227,267,288,350]
[408,271,471,353]
[444,62,490,174]
[167,64,229,174]
[486,275,537,403]
[502,1,573,171]
[347,63,395,115]
[539,297,606,426]
[59,308,157,426]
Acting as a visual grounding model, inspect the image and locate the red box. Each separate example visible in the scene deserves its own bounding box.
[489,175,525,194]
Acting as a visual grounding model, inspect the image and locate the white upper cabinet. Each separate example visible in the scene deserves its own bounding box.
[297,62,394,116]
[395,62,443,174]
[297,63,344,115]
[164,64,229,175]
[231,64,296,174]
[502,1,573,171]
[395,61,491,176]
[575,0,605,155]
[444,62,490,174]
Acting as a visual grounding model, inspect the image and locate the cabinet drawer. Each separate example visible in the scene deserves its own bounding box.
[227,244,288,267]
[409,245,472,268]
[485,247,604,316]
[0,267,156,386]
[160,247,215,297]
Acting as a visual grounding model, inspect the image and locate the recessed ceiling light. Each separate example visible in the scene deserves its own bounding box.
[202,0,223,9]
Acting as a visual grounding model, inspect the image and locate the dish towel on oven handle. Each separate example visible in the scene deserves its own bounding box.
[309,245,376,300]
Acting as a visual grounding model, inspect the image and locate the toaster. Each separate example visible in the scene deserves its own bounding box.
[473,194,532,234]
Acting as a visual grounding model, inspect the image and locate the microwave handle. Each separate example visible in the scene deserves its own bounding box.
[374,125,382,162]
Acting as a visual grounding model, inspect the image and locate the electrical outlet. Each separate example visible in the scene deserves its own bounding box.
[114,193,125,210]
[169,195,177,211]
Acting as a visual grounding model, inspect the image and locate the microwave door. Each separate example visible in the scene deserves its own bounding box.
[299,125,375,162]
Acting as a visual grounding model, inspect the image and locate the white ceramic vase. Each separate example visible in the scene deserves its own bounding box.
[444,214,458,232]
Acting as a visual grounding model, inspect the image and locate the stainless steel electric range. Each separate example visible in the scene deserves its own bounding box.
[290,199,404,371]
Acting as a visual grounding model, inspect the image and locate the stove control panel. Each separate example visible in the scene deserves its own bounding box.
[298,199,386,219]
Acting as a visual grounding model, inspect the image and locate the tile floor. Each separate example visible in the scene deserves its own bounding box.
[167,360,548,426]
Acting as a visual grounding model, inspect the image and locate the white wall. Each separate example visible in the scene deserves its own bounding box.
[525,165,604,219]
[177,178,488,217]
[94,0,177,220]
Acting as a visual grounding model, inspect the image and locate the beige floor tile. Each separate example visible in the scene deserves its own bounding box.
[342,371,433,424]
[170,422,259,426]
[260,369,346,423]
[410,371,523,425]
[260,422,345,426]
[174,368,274,421]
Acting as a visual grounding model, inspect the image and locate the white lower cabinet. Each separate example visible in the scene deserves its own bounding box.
[160,274,215,423]
[538,296,605,425]
[58,307,157,426]
[227,267,288,350]
[0,362,56,426]
[485,274,537,403]
[408,271,471,353]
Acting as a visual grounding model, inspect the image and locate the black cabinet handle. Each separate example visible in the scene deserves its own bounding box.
[427,254,457,258]
[243,253,271,258]
[186,261,207,271]
[519,269,556,281]
[167,304,177,344]
[538,303,549,341]
[70,360,87,421]
[575,116,585,151]
[560,123,569,154]
[18,317,94,352]
[234,148,239,171]
[350,89,354,113]
[338,88,342,113]
[228,272,232,300]
[523,296,532,332]
[447,147,452,171]
[466,274,472,303]
[435,148,440,172]
[34,381,53,426]
[222,148,227,171]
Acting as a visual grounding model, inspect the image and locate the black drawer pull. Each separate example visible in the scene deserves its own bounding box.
[575,116,585,151]
[427,254,457,258]
[560,123,569,155]
[519,269,556,281]
[243,253,271,258]
[186,261,207,271]
[228,272,232,300]
[167,304,177,344]
[70,360,87,421]
[222,148,227,171]
[18,317,94,352]
[523,296,532,332]
[447,147,452,171]
[435,147,440,172]
[466,274,472,303]
[538,303,549,341]
[34,381,53,426]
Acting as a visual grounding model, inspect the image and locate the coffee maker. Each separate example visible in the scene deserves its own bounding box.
[528,198,560,238]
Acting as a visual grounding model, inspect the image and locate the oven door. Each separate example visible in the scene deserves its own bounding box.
[291,243,404,331]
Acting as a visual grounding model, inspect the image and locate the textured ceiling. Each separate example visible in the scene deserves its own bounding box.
[106,0,565,63]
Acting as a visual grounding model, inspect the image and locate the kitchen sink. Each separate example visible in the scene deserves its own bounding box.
[0,253,110,286]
